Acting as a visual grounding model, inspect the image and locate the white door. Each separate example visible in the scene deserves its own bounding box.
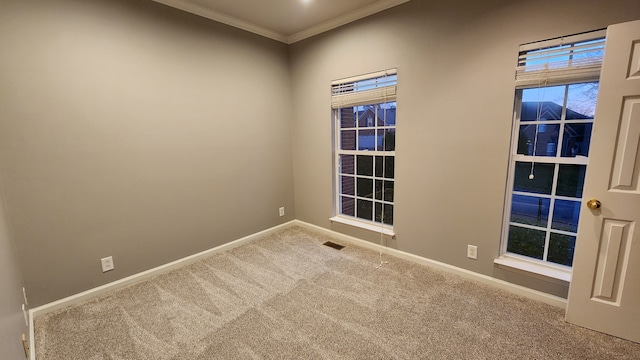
[566,19,640,343]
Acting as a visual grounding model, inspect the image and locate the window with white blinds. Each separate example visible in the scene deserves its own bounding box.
[500,30,606,275]
[331,69,398,232]
[331,69,397,109]
[515,30,606,89]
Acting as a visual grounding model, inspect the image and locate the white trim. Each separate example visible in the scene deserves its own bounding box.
[287,0,411,44]
[152,0,288,43]
[331,85,397,109]
[297,220,568,309]
[28,220,296,320]
[153,0,410,44]
[501,83,593,268]
[495,254,572,283]
[329,215,395,236]
[29,308,34,360]
[331,68,398,86]
[511,155,589,165]
[28,218,568,358]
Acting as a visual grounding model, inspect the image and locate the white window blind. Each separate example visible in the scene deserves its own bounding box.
[515,30,606,89]
[331,69,397,109]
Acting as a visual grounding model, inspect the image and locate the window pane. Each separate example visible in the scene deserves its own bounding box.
[375,202,393,225]
[375,156,395,178]
[376,180,393,202]
[385,157,395,179]
[520,86,566,121]
[356,156,373,176]
[561,123,593,157]
[552,200,581,232]
[379,129,396,151]
[517,124,560,156]
[375,180,383,200]
[341,197,355,217]
[358,129,375,150]
[357,105,376,128]
[510,195,550,227]
[340,176,355,196]
[341,130,356,150]
[384,181,394,202]
[556,164,586,198]
[548,233,576,266]
[385,204,393,225]
[513,162,554,195]
[357,178,373,198]
[566,83,598,119]
[507,225,545,260]
[375,180,394,202]
[379,102,397,126]
[356,199,373,221]
[340,155,354,175]
[340,107,356,128]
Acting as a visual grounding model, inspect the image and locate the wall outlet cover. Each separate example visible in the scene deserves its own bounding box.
[101,256,115,272]
[467,245,478,260]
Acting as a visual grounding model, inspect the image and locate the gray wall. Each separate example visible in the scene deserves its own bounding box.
[289,0,640,297]
[0,0,294,307]
[0,180,28,359]
[2,0,639,313]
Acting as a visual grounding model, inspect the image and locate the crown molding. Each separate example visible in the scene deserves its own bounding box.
[287,0,411,44]
[153,0,411,45]
[152,0,289,43]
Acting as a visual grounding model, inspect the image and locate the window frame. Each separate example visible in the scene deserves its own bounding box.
[498,87,594,278]
[330,70,397,235]
[497,32,605,280]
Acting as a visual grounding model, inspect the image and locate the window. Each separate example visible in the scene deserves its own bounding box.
[501,32,605,273]
[331,70,397,232]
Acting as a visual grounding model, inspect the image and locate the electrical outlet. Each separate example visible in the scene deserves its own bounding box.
[101,256,114,272]
[467,245,478,260]
[279,207,285,217]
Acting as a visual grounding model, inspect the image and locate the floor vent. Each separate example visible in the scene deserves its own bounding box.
[323,241,345,250]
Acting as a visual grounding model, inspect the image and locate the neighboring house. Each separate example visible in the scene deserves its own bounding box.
[356,106,397,127]
[517,101,592,157]
[520,101,591,121]
[355,106,396,151]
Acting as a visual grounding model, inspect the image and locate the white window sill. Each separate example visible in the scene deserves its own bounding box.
[494,254,572,284]
[329,216,395,237]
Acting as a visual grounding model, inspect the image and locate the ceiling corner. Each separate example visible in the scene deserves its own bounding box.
[287,0,411,44]
[152,0,289,43]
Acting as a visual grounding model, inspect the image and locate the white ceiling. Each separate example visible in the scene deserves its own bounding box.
[153,0,411,44]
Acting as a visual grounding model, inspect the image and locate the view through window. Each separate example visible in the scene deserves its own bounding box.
[503,33,605,268]
[332,71,397,228]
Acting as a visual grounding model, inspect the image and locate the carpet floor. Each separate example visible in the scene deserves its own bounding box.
[35,226,640,359]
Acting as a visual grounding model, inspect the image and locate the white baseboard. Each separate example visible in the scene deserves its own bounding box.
[294,220,567,309]
[28,220,297,359]
[28,219,567,359]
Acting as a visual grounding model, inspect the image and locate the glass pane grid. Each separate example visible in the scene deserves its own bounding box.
[336,101,396,227]
[505,82,597,267]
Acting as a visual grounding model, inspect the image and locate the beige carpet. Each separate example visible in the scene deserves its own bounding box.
[35,226,639,359]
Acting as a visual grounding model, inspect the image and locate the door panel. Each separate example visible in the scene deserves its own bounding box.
[592,219,633,303]
[565,19,640,344]
[610,97,640,191]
